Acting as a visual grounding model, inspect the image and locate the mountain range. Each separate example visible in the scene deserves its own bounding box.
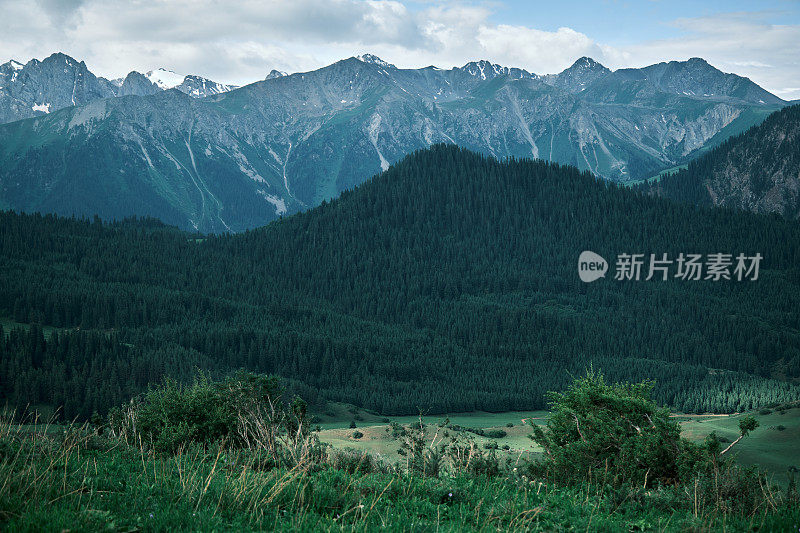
[0,53,236,124]
[0,52,788,232]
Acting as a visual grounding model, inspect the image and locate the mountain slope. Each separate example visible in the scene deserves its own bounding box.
[0,53,236,124]
[2,145,799,418]
[0,54,787,231]
[644,104,800,218]
[579,58,783,106]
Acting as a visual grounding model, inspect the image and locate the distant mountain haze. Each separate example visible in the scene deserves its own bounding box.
[0,52,788,232]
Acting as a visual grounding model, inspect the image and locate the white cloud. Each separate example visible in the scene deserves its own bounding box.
[476,25,604,74]
[603,12,800,100]
[0,1,797,99]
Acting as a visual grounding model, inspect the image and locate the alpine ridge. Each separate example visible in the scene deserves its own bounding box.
[0,53,236,124]
[0,52,788,232]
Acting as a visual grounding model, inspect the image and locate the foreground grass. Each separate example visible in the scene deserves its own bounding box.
[1,422,797,532]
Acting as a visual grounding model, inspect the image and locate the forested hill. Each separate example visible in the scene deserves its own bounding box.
[643,104,800,219]
[2,145,800,419]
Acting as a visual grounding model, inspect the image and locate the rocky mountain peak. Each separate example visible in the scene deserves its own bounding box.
[461,60,501,79]
[266,69,288,80]
[566,57,608,73]
[545,56,610,92]
[145,68,186,89]
[460,60,535,81]
[356,54,396,69]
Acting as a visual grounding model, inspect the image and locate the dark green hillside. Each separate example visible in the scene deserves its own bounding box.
[1,145,799,418]
[644,104,800,218]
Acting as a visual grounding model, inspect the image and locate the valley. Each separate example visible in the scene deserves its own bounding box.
[1,20,799,526]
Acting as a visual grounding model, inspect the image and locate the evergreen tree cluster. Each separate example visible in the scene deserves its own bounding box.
[1,145,799,419]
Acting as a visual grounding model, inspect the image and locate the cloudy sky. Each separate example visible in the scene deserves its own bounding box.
[2,0,799,99]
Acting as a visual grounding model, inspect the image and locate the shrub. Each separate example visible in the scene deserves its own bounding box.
[470,448,500,477]
[529,370,684,488]
[326,448,388,474]
[386,422,406,439]
[528,370,772,517]
[108,371,310,456]
[352,431,364,439]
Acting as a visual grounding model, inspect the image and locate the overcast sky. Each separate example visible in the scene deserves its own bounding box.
[2,0,799,100]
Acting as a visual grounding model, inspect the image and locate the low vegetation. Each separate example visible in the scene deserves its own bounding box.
[0,372,797,531]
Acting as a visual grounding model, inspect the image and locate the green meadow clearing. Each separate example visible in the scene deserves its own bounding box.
[317,405,800,485]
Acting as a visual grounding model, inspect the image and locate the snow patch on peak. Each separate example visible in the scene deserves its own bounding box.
[460,60,534,80]
[32,103,51,113]
[462,60,498,80]
[145,68,186,89]
[266,69,288,80]
[356,54,395,69]
[9,60,24,71]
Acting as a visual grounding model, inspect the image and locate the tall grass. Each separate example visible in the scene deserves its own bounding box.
[0,414,798,531]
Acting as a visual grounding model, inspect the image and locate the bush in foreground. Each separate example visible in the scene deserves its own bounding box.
[529,370,780,517]
[108,371,313,460]
[530,370,685,487]
[0,371,796,531]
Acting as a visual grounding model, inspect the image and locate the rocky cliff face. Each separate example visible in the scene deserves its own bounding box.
[0,53,117,124]
[646,104,800,219]
[0,53,787,232]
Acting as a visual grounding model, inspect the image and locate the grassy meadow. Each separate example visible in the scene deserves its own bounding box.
[317,405,800,486]
[1,416,798,532]
[0,374,797,531]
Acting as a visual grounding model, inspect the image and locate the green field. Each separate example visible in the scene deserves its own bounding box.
[678,407,800,482]
[318,405,800,484]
